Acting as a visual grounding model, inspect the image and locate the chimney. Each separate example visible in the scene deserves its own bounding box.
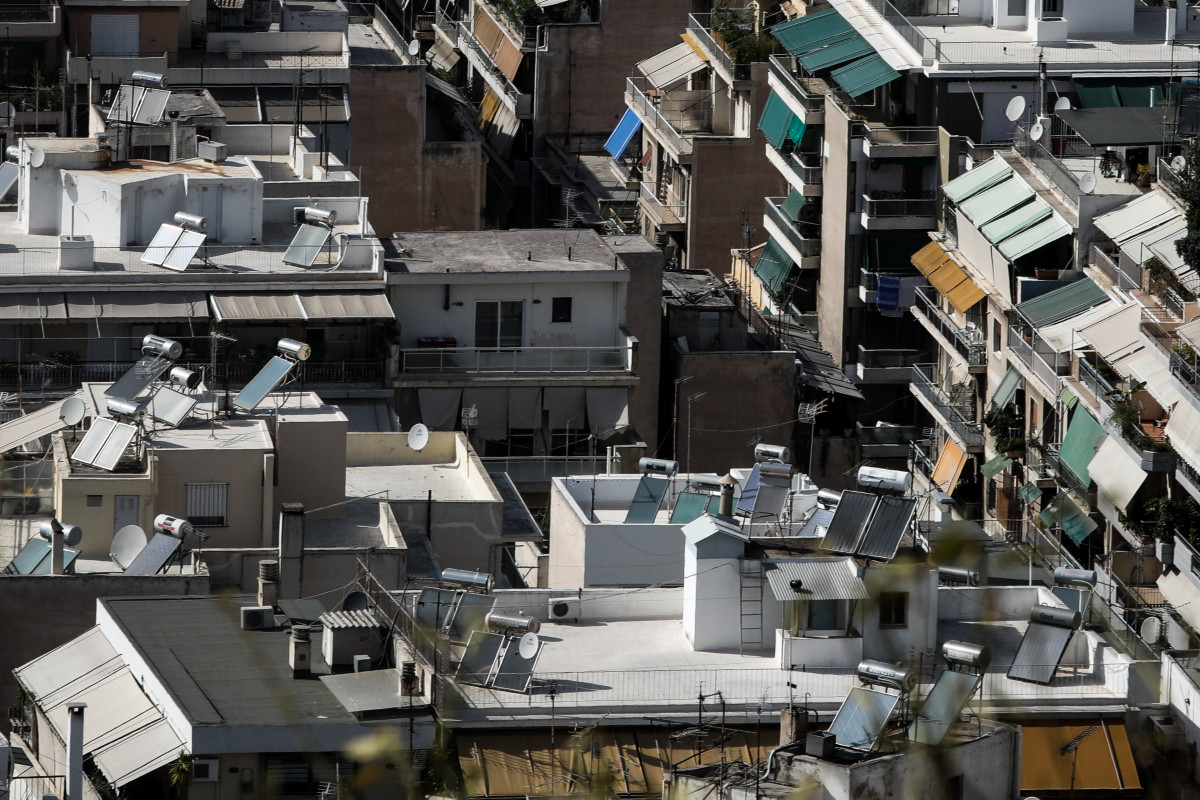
[51,530,64,575]
[257,560,279,608]
[66,702,86,800]
[399,661,419,696]
[718,474,736,517]
[277,504,305,601]
[290,625,312,676]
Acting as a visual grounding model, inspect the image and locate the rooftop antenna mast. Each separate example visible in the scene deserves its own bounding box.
[210,329,237,423]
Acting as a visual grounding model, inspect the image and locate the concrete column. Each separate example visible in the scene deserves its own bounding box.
[277,503,305,600]
[66,701,86,800]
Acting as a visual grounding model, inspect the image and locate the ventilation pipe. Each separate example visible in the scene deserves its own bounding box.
[66,702,86,800]
[278,504,305,601]
[718,474,736,517]
[51,528,64,575]
[290,625,312,676]
[258,560,279,608]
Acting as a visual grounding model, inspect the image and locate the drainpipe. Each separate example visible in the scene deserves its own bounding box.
[66,701,86,800]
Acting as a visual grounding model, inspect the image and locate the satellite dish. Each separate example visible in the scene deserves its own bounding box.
[1029,122,1045,142]
[518,632,540,659]
[29,148,44,168]
[1005,96,1027,123]
[1054,97,1071,112]
[59,396,86,427]
[408,423,430,452]
[111,525,148,570]
[1140,614,1163,644]
[1080,172,1097,195]
[1172,154,1187,172]
[0,102,14,126]
[342,591,369,611]
[408,39,420,57]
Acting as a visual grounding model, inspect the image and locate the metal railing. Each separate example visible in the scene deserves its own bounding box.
[909,437,939,482]
[0,4,54,21]
[910,363,985,448]
[931,38,1196,65]
[1090,243,1141,291]
[863,126,940,146]
[1007,326,1063,392]
[764,198,820,258]
[767,57,825,113]
[910,286,986,366]
[1014,126,1081,199]
[1077,359,1116,409]
[434,8,459,40]
[862,192,937,218]
[639,182,687,226]
[0,359,386,391]
[625,78,693,157]
[687,14,752,81]
[1158,156,1184,198]
[459,21,524,107]
[399,346,632,374]
[171,49,347,70]
[481,455,607,481]
[861,0,939,61]
[858,345,921,368]
[787,150,823,184]
[860,268,918,292]
[1170,350,1200,404]
[1043,442,1092,500]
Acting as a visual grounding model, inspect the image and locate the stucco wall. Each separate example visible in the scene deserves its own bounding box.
[64,7,181,55]
[817,97,852,366]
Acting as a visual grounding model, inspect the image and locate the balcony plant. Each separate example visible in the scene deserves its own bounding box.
[1134,494,1200,543]
[1175,141,1200,277]
[711,0,779,65]
[1145,255,1196,303]
[982,405,1026,455]
[1106,382,1172,453]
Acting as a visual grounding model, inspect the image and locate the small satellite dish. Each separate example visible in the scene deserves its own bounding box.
[342,591,369,611]
[408,39,420,57]
[29,148,44,168]
[59,396,86,427]
[1029,122,1045,142]
[518,632,539,660]
[408,423,430,452]
[1080,172,1097,195]
[1054,97,1071,112]
[1005,96,1027,123]
[1172,154,1187,172]
[111,525,148,570]
[1140,614,1162,644]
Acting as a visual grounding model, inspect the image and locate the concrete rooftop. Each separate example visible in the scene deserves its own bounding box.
[384,230,625,275]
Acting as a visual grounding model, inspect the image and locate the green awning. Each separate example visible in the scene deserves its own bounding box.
[992,367,1022,409]
[786,115,807,147]
[781,188,806,220]
[1058,408,1106,486]
[755,238,797,294]
[1058,387,1078,409]
[831,53,899,98]
[980,200,1052,244]
[1039,493,1098,545]
[959,177,1035,226]
[799,35,873,72]
[1075,79,1121,109]
[981,454,1014,479]
[1017,278,1108,327]
[772,9,856,58]
[942,158,1013,204]
[758,91,796,151]
[997,215,1072,261]
[1018,482,1041,505]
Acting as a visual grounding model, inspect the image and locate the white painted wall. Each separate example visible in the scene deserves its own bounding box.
[1063,0,1133,35]
[776,629,865,669]
[683,544,743,651]
[861,562,939,664]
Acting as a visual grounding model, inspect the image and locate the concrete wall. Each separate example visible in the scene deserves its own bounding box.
[272,410,348,520]
[861,561,938,664]
[155,443,272,550]
[684,552,743,652]
[776,629,864,669]
[547,478,588,587]
[202,546,404,594]
[608,235,663,452]
[64,7,182,55]
[817,98,853,366]
[53,437,157,559]
[1163,653,1200,783]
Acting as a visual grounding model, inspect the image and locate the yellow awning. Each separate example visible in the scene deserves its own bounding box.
[930,438,967,492]
[1020,720,1141,795]
[912,240,950,276]
[680,31,710,62]
[922,251,985,314]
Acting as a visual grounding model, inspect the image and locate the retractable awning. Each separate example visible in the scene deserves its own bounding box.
[637,42,706,90]
[1111,346,1181,408]
[930,437,967,492]
[830,53,899,98]
[771,9,856,58]
[585,387,630,437]
[1058,408,1107,486]
[211,292,392,321]
[1179,318,1200,348]
[0,292,67,320]
[755,238,797,294]
[418,388,461,431]
[991,367,1022,409]
[604,108,642,159]
[1017,278,1108,328]
[980,454,1012,479]
[1039,492,1098,544]
[1167,400,1200,472]
[799,36,873,72]
[1057,106,1180,146]
[766,557,869,601]
[1095,192,1179,245]
[1079,302,1143,363]
[980,198,1052,244]
[758,91,797,151]
[942,157,1013,203]
[997,215,1072,261]
[1038,299,1116,352]
[297,292,394,320]
[910,242,985,314]
[1090,436,1146,512]
[958,177,1035,227]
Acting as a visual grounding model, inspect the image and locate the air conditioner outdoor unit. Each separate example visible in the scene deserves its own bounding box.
[240,605,274,630]
[192,758,219,782]
[547,597,581,623]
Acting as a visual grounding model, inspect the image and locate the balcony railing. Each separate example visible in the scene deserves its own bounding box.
[1007,326,1064,393]
[862,191,937,218]
[1044,442,1092,500]
[863,126,939,146]
[910,363,985,448]
[1159,156,1184,198]
[764,198,819,258]
[481,455,607,482]
[858,346,921,368]
[0,3,54,21]
[909,437,939,482]
[910,286,985,367]
[399,346,633,374]
[640,182,687,226]
[767,57,825,114]
[1090,243,1140,292]
[860,0,939,60]
[625,77,700,157]
[1171,350,1200,404]
[459,21,524,108]
[1078,359,1117,409]
[687,14,752,82]
[1015,125,1081,200]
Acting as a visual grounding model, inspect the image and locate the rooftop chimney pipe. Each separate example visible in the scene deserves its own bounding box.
[66,702,87,800]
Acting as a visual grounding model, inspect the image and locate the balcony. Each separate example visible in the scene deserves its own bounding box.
[909,286,986,371]
[1044,443,1094,503]
[910,364,985,450]
[1077,359,1117,411]
[398,345,635,376]
[0,2,60,37]
[764,146,823,197]
[861,190,937,231]
[909,437,939,484]
[763,197,819,268]
[861,126,940,159]
[687,14,753,85]
[767,57,825,126]
[857,422,918,459]
[1090,243,1140,292]
[458,21,532,118]
[1171,350,1200,405]
[1007,325,1067,395]
[625,78,700,160]
[639,182,687,230]
[855,346,921,384]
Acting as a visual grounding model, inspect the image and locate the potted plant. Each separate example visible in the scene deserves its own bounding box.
[982,405,1026,456]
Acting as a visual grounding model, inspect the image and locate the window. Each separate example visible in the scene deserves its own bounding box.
[475,301,523,348]
[1041,0,1062,16]
[807,600,839,630]
[86,495,103,507]
[1007,0,1023,15]
[187,483,229,527]
[551,297,572,323]
[879,592,908,627]
[992,318,1002,353]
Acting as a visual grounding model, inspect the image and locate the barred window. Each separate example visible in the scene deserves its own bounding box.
[186,483,229,527]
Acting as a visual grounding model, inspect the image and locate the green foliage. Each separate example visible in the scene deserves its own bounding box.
[1175,142,1200,276]
[168,751,194,797]
[1138,494,1200,542]
[711,0,780,64]
[1105,381,1171,451]
[1175,341,1198,362]
[1145,254,1196,302]
[982,405,1026,452]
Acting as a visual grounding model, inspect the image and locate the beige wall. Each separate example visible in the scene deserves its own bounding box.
[346,430,459,466]
[53,436,156,560]
[608,237,664,451]
[273,411,348,520]
[817,97,853,366]
[546,481,587,588]
[155,446,271,549]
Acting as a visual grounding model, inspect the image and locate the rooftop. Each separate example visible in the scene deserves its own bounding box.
[662,270,736,308]
[384,230,627,277]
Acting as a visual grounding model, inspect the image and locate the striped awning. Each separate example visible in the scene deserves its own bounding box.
[910,241,985,313]
[772,9,856,57]
[830,53,899,98]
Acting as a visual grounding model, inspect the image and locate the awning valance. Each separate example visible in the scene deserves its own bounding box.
[1090,436,1146,512]
[604,107,642,159]
[1058,407,1107,486]
[771,9,856,58]
[0,292,67,320]
[211,292,392,322]
[830,53,899,98]
[766,557,869,601]
[942,157,1013,203]
[638,42,705,90]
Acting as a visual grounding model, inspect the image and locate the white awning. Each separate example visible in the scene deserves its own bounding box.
[1167,400,1200,472]
[297,292,394,320]
[463,387,508,440]
[1094,192,1180,245]
[1158,568,1200,634]
[66,291,209,320]
[1112,347,1180,408]
[0,292,67,320]
[544,386,585,429]
[1080,303,1143,363]
[585,387,630,437]
[417,388,461,431]
[507,388,541,430]
[92,717,185,787]
[1039,300,1116,352]
[1119,217,1186,268]
[1180,318,1200,348]
[210,292,305,322]
[1088,437,1145,512]
[637,42,706,90]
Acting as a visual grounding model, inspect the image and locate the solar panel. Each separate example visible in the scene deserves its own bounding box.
[447,592,495,643]
[4,538,51,574]
[735,464,761,515]
[105,354,172,399]
[147,386,198,427]
[0,162,17,200]
[669,492,710,524]
[282,224,332,267]
[0,394,85,454]
[493,637,541,693]
[908,670,981,745]
[1008,604,1079,685]
[123,532,182,575]
[857,496,917,560]
[232,356,295,411]
[820,491,878,554]
[624,475,669,523]
[72,418,118,465]
[751,470,791,521]
[107,85,171,125]
[827,687,899,751]
[90,421,137,471]
[798,506,834,539]
[141,224,207,271]
[456,632,504,686]
[414,587,457,631]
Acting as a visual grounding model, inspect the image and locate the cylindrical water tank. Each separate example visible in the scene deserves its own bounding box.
[937,566,980,586]
[154,514,195,539]
[170,366,201,390]
[941,640,990,669]
[173,212,207,232]
[1053,567,1097,587]
[441,568,494,593]
[1030,604,1081,629]
[304,206,338,226]
[816,488,842,508]
[277,338,312,362]
[856,466,912,493]
[485,611,541,634]
[106,398,147,422]
[754,444,791,463]
[856,659,915,692]
[142,334,183,360]
[638,458,679,475]
[39,520,83,547]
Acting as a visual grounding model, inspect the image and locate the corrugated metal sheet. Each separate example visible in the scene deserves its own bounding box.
[765,557,868,601]
[857,495,916,560]
[1007,620,1075,685]
[319,609,380,629]
[820,490,877,553]
[941,157,1013,204]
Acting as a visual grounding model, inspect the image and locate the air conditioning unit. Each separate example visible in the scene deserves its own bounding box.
[192,758,219,782]
[547,597,581,623]
[198,141,227,163]
[240,605,274,630]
